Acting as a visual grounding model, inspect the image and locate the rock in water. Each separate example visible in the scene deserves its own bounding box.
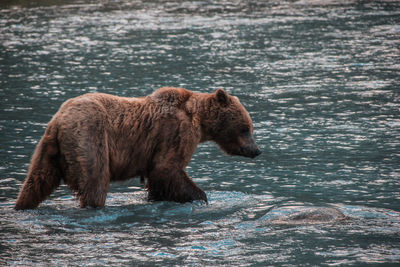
[268,206,346,225]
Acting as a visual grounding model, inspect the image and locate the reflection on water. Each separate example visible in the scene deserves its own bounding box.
[1,0,400,265]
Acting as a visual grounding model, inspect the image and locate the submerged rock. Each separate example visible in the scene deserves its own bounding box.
[267,206,346,225]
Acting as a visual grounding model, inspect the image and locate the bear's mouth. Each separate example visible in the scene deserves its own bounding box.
[240,146,262,158]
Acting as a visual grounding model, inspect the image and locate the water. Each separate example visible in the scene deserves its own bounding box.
[1,0,400,265]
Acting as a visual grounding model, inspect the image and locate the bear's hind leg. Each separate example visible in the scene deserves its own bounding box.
[15,131,61,210]
[63,131,110,209]
[63,151,110,208]
[78,169,110,209]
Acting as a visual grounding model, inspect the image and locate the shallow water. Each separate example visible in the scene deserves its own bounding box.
[1,0,400,265]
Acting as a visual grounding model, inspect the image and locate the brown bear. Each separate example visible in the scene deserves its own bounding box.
[15,87,261,210]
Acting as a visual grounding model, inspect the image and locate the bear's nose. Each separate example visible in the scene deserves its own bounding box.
[249,147,261,158]
[254,148,262,157]
[242,146,262,158]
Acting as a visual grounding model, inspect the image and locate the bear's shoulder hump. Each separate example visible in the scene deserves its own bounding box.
[150,87,192,107]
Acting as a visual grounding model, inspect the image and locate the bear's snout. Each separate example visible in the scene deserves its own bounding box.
[242,145,262,158]
[240,135,262,158]
[239,133,262,158]
[253,147,262,158]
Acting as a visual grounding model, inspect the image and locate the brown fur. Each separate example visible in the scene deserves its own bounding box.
[15,87,261,209]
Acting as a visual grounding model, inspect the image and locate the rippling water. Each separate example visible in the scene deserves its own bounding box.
[1,0,400,265]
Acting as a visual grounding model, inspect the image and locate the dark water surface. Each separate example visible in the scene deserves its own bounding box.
[1,0,400,265]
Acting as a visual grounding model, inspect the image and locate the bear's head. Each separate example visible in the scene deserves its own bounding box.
[204,89,261,159]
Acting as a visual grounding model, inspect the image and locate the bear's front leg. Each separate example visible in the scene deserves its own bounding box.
[146,168,207,204]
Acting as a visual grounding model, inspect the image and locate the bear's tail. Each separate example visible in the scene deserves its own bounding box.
[15,124,62,210]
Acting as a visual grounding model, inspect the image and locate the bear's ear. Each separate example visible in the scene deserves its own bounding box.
[215,88,229,106]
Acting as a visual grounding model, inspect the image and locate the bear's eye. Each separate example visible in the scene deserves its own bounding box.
[241,126,250,135]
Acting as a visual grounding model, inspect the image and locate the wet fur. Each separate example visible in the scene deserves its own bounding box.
[15,87,260,209]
